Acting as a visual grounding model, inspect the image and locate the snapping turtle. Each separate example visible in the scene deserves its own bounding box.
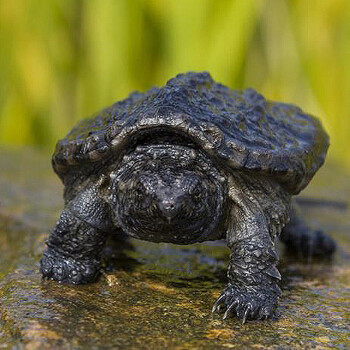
[41,72,335,322]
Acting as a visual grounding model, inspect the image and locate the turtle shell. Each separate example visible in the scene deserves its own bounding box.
[53,72,329,194]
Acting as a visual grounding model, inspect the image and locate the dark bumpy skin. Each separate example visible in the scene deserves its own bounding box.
[110,145,227,244]
[41,72,335,323]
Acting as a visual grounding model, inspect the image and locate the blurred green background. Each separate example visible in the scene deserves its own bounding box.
[0,0,349,169]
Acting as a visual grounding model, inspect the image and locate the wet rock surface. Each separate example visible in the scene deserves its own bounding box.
[0,148,349,349]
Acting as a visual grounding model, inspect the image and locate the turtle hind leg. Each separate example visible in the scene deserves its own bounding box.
[280,204,336,258]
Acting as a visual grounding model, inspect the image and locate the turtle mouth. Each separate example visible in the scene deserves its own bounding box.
[117,190,220,244]
[122,202,209,244]
[126,218,209,244]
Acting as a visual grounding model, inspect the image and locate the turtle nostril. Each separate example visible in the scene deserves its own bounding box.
[159,199,179,219]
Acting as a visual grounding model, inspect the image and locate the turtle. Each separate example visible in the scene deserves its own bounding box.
[40,71,336,323]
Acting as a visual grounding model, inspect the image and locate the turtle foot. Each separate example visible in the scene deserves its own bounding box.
[40,249,100,284]
[212,283,279,323]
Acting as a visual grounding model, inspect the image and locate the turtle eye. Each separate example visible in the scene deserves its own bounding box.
[135,184,145,199]
[139,174,156,194]
[190,184,202,199]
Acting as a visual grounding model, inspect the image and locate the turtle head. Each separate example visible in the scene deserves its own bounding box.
[110,145,227,243]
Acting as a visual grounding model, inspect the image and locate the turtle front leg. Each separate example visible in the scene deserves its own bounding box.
[40,209,108,284]
[213,199,282,323]
[40,187,113,284]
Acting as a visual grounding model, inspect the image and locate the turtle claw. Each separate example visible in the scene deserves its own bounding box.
[213,283,278,323]
[223,299,239,320]
[242,304,252,324]
[212,293,226,313]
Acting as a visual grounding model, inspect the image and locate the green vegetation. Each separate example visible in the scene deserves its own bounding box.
[0,0,349,168]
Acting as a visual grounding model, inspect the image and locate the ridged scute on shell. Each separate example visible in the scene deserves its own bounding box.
[53,72,329,194]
